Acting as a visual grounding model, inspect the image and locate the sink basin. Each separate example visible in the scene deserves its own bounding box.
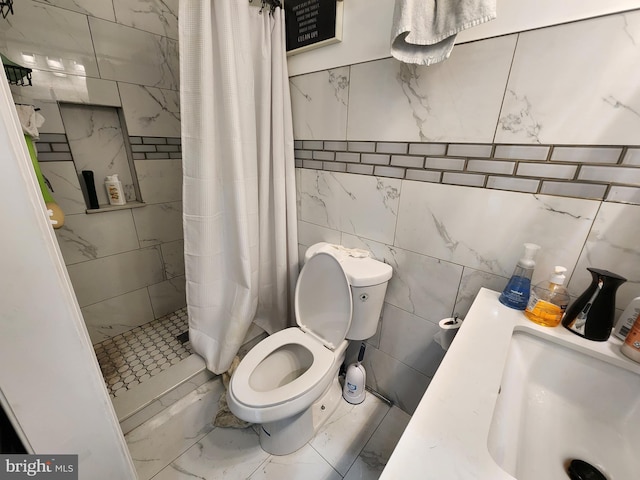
[382,288,640,480]
[488,330,640,480]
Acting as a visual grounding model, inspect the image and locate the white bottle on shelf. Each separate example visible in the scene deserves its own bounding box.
[104,174,126,206]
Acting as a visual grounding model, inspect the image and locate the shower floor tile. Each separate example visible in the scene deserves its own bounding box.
[94,307,191,397]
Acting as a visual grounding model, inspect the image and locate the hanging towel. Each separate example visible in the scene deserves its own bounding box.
[15,104,44,138]
[390,0,497,66]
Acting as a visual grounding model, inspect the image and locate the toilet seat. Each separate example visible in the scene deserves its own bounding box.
[228,251,353,424]
[231,327,334,409]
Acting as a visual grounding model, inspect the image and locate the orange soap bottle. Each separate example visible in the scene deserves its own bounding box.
[524,266,570,327]
[621,314,640,363]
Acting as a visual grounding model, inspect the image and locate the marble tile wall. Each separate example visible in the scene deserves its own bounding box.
[2,0,183,343]
[293,9,640,414]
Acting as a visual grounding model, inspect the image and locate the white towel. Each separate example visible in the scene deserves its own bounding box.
[391,0,497,66]
[15,104,45,138]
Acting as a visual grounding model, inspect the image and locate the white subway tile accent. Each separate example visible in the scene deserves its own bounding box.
[376,142,408,154]
[295,159,303,168]
[391,155,424,168]
[302,160,323,169]
[442,172,485,187]
[405,169,441,183]
[313,151,335,161]
[374,166,405,178]
[516,163,577,179]
[302,140,323,150]
[361,153,391,165]
[324,141,348,151]
[294,140,303,149]
[467,159,515,175]
[607,185,640,204]
[494,145,550,160]
[550,147,622,164]
[336,152,360,163]
[347,164,375,175]
[35,143,52,152]
[447,144,492,158]
[52,143,71,152]
[409,143,447,156]
[425,157,465,170]
[579,166,640,185]
[294,149,313,159]
[540,181,607,199]
[622,148,640,166]
[348,141,376,152]
[487,176,539,193]
[323,162,347,172]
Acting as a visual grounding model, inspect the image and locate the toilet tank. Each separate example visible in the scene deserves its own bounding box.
[342,256,392,340]
[348,282,389,340]
[304,243,392,341]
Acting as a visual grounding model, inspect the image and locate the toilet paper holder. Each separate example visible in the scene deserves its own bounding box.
[434,314,463,351]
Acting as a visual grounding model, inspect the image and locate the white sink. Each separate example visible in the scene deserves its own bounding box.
[488,330,640,480]
[382,288,640,480]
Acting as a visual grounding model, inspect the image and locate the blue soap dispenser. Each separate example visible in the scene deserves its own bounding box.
[499,243,541,310]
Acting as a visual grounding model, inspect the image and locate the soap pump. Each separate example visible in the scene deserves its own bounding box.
[499,243,541,310]
[524,266,570,327]
[343,343,366,405]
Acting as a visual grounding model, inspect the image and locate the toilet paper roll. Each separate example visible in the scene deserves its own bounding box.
[434,317,463,351]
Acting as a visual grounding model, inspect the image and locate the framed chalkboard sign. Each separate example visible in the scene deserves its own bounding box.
[285,0,344,56]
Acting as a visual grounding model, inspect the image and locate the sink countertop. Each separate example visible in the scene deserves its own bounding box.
[381,288,640,480]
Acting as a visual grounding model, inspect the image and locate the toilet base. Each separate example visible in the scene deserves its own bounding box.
[258,376,342,455]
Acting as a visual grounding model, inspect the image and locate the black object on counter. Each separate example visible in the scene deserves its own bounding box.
[562,268,626,341]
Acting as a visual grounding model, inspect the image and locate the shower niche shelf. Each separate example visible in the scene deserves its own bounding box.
[59,103,145,213]
[85,201,146,215]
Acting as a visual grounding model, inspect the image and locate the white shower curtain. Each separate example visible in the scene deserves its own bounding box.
[179,0,298,374]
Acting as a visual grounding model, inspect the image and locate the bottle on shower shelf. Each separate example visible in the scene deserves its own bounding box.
[104,174,126,206]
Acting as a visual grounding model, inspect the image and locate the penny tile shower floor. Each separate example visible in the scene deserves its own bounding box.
[94,307,191,397]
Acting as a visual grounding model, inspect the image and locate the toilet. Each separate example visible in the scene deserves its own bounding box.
[227,242,392,455]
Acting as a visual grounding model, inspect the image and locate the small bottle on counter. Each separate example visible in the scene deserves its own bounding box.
[613,297,640,340]
[499,243,541,310]
[524,266,570,327]
[105,174,126,206]
[621,314,640,363]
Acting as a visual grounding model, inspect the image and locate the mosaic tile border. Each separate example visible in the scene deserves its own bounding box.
[130,136,181,160]
[295,140,640,205]
[95,307,191,398]
[35,133,73,162]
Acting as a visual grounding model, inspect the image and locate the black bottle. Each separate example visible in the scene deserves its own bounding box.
[82,170,100,209]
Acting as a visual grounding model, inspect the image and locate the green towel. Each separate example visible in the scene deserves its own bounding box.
[24,134,55,204]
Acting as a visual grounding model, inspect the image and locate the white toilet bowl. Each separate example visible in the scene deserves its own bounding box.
[227,244,392,455]
[227,327,346,425]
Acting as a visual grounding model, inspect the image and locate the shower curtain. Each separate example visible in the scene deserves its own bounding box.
[179,0,298,374]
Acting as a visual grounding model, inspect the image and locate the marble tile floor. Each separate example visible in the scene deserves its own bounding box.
[126,377,411,480]
[94,307,191,397]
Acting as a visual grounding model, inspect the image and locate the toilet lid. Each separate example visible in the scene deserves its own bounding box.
[295,252,352,350]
